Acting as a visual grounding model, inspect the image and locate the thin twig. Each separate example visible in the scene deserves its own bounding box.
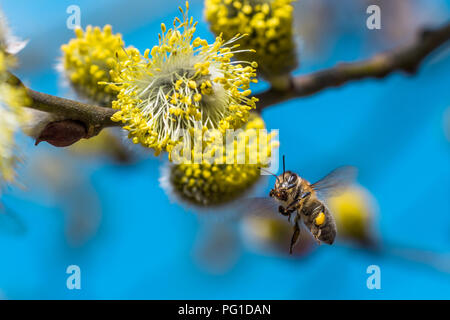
[255,22,450,111]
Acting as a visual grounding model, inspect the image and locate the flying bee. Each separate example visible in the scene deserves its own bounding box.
[248,156,357,254]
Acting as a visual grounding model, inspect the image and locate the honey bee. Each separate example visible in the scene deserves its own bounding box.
[249,156,357,254]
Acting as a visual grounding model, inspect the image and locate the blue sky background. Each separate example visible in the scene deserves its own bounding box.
[0,0,449,299]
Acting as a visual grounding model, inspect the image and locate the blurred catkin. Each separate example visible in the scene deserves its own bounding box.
[205,0,298,89]
[327,185,377,246]
[0,13,29,186]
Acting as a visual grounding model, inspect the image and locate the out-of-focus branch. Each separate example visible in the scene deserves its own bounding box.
[255,23,450,111]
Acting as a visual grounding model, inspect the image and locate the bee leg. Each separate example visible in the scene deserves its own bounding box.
[311,205,325,244]
[289,219,301,254]
[284,198,303,222]
[278,206,292,222]
[314,229,322,245]
[287,198,300,209]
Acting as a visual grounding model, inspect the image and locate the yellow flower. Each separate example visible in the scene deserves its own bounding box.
[61,25,132,105]
[327,185,377,245]
[0,50,28,185]
[161,113,278,207]
[205,0,298,88]
[108,2,258,156]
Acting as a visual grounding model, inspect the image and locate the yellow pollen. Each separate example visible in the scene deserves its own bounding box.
[315,212,326,226]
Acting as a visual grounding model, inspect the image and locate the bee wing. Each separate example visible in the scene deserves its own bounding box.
[235,197,283,220]
[311,166,357,199]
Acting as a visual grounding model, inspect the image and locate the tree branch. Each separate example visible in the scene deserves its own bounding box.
[25,89,119,137]
[255,22,450,111]
[19,22,450,143]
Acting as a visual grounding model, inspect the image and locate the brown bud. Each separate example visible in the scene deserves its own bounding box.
[35,120,87,147]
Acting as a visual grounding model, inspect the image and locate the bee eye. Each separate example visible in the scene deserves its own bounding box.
[288,175,297,184]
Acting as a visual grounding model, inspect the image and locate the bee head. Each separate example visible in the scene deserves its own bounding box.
[262,155,300,201]
[269,171,299,201]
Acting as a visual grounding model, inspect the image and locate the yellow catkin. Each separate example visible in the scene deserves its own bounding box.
[168,113,279,206]
[205,0,298,84]
[107,2,258,157]
[61,25,133,105]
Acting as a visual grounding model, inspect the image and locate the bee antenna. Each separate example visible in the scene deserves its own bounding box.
[283,155,286,182]
[258,167,280,183]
